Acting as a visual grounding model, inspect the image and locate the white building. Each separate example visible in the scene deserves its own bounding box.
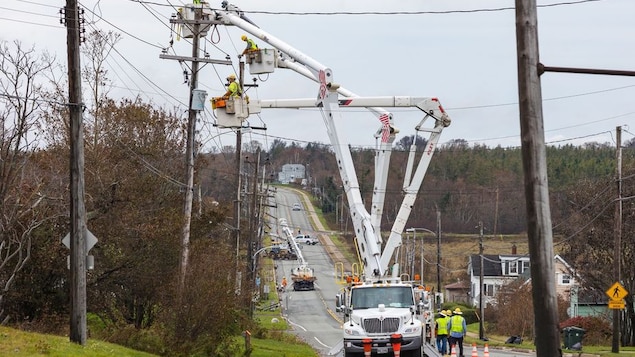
[467,254,576,307]
[278,164,305,184]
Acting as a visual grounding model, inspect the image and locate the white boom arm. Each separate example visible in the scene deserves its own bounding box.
[212,2,451,280]
[279,218,307,268]
[211,3,396,244]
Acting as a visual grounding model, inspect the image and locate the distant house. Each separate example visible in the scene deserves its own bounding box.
[444,280,470,304]
[278,164,305,184]
[467,253,577,308]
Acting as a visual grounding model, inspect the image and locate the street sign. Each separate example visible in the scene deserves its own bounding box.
[62,230,98,253]
[608,300,625,310]
[606,281,628,301]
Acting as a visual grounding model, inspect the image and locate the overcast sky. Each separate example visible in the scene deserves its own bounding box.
[2,0,635,151]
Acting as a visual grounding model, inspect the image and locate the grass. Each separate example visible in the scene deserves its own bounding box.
[0,325,158,357]
[464,323,635,356]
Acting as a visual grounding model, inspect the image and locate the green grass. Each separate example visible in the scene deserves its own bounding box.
[464,323,635,356]
[0,325,158,357]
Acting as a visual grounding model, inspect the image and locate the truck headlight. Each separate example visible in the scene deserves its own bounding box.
[344,328,361,336]
[403,326,421,334]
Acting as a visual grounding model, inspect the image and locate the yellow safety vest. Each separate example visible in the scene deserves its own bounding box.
[436,317,448,335]
[246,38,258,51]
[227,82,241,97]
[449,315,464,333]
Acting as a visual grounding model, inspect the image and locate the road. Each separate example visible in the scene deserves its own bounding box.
[269,187,536,357]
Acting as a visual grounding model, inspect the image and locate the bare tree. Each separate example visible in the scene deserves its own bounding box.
[80,30,121,150]
[0,40,53,323]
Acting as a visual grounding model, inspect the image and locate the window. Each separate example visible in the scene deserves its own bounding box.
[561,274,572,285]
[509,261,518,275]
[482,284,496,296]
[522,260,530,274]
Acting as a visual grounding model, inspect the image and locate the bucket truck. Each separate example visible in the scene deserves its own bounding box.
[206,2,451,356]
[279,219,316,291]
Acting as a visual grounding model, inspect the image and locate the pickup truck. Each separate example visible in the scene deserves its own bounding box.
[295,234,318,245]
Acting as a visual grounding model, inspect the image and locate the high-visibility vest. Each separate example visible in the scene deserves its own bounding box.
[246,38,258,51]
[436,317,448,335]
[227,82,241,97]
[449,315,464,333]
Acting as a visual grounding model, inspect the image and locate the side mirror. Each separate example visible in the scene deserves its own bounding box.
[335,293,343,312]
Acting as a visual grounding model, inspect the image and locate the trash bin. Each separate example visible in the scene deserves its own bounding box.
[562,326,585,350]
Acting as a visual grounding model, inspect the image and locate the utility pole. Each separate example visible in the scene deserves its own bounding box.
[248,148,260,317]
[612,126,622,353]
[478,221,484,340]
[515,1,560,355]
[65,0,87,345]
[177,6,201,299]
[436,210,441,294]
[161,4,231,300]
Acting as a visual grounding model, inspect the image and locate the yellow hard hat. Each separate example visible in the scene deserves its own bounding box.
[227,74,236,80]
[241,34,247,41]
[453,307,462,315]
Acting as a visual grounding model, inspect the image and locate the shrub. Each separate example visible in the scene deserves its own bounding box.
[559,316,611,346]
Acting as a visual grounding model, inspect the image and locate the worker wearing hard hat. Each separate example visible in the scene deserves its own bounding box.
[435,310,449,356]
[447,307,467,357]
[223,74,241,98]
[241,34,258,55]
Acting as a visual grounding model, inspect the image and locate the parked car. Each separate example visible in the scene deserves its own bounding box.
[295,234,318,245]
[292,203,302,211]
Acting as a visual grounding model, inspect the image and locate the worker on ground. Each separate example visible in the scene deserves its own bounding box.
[435,310,449,356]
[447,307,467,357]
[223,74,241,98]
[241,34,258,55]
[281,276,287,290]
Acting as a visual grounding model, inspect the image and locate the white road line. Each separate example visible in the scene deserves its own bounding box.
[287,319,307,331]
[313,337,331,348]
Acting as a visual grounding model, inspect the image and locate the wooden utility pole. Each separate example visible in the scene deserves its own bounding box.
[177,7,201,298]
[436,210,441,293]
[234,125,242,291]
[515,1,560,355]
[65,0,87,345]
[160,5,231,299]
[612,126,622,353]
[478,221,484,340]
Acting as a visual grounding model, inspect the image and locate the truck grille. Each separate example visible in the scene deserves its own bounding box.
[362,317,400,333]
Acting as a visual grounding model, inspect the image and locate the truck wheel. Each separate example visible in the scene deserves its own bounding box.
[343,352,361,357]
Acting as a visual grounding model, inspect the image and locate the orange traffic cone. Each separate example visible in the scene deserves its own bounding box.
[483,343,490,357]
[471,343,479,357]
[450,343,457,357]
[391,334,402,357]
[362,338,372,357]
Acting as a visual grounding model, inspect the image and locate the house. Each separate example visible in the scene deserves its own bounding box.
[277,164,305,184]
[444,280,470,304]
[468,253,577,308]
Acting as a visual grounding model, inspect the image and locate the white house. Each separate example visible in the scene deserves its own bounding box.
[467,254,576,307]
[277,164,305,184]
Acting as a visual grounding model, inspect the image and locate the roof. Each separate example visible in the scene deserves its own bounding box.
[469,254,503,277]
[445,281,470,290]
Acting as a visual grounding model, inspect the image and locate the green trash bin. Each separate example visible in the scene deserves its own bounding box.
[563,326,585,349]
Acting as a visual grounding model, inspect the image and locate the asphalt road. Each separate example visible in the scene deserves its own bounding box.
[270,187,536,357]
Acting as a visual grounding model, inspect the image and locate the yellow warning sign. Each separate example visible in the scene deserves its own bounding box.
[606,282,628,301]
[608,300,625,310]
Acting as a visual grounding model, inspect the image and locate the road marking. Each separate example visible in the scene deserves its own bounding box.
[287,319,307,331]
[314,336,331,348]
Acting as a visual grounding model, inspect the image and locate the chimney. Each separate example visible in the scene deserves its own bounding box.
[511,244,517,255]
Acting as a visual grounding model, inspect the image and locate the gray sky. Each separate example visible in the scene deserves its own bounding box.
[2,0,635,151]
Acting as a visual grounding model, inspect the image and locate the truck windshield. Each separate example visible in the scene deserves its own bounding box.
[351,286,414,309]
